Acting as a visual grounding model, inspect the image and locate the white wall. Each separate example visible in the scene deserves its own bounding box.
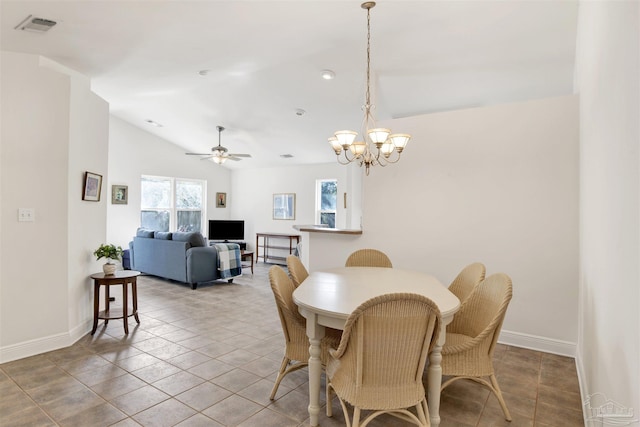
[107,117,233,249]
[65,61,111,334]
[230,163,357,252]
[305,95,580,354]
[0,52,108,362]
[576,0,639,421]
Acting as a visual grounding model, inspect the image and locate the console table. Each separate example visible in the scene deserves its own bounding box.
[256,232,301,265]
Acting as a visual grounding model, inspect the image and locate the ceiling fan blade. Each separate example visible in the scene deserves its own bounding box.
[228,153,252,158]
[227,156,243,161]
[186,153,215,160]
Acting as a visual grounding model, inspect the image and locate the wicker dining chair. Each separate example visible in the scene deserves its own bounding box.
[268,265,341,400]
[441,272,513,421]
[448,262,486,307]
[286,255,308,288]
[345,248,393,268]
[326,293,441,427]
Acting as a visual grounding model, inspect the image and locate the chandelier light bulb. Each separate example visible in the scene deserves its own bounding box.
[368,128,391,145]
[335,130,358,148]
[328,137,343,154]
[380,141,395,157]
[350,141,367,156]
[389,134,411,152]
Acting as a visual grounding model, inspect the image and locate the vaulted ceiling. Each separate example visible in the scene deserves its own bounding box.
[1,1,578,169]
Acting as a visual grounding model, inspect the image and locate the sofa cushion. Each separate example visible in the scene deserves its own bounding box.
[155,232,173,240]
[172,232,206,247]
[136,228,155,238]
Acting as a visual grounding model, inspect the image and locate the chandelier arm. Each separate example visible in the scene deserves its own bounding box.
[335,153,352,165]
[380,152,402,165]
[341,149,364,164]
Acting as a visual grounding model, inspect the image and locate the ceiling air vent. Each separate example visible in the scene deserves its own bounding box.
[15,15,57,33]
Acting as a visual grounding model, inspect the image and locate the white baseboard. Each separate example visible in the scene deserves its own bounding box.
[575,347,590,424]
[69,319,93,343]
[498,329,576,357]
[0,333,73,364]
[0,320,93,364]
[2,325,577,364]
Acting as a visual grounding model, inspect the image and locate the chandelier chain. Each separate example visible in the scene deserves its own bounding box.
[365,6,371,109]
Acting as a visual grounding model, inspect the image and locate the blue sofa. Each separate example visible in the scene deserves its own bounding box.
[129,228,240,289]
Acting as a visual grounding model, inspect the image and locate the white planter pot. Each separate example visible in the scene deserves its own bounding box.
[103,263,117,275]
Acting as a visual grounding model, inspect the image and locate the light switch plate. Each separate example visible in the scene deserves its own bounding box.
[18,208,35,222]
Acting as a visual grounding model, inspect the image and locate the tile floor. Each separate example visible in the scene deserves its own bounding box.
[0,263,584,427]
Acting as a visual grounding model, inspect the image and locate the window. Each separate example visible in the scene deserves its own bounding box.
[316,179,337,228]
[141,175,206,233]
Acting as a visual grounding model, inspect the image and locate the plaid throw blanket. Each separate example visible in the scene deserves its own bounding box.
[214,243,242,279]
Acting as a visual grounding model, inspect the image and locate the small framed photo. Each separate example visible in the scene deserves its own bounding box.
[216,192,227,208]
[112,185,128,205]
[273,193,295,220]
[82,172,102,202]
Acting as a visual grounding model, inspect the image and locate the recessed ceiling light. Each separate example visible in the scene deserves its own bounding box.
[198,70,211,76]
[280,154,294,158]
[321,69,336,80]
[295,108,306,116]
[145,119,163,127]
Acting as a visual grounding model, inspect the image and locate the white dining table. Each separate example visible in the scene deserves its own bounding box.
[293,266,460,427]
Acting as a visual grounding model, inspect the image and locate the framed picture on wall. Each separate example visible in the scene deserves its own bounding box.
[112,185,128,204]
[82,172,102,202]
[216,192,227,208]
[273,193,295,220]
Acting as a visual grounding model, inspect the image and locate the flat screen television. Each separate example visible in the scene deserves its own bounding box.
[208,220,244,241]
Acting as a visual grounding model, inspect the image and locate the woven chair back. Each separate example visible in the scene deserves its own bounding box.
[448,273,512,341]
[328,293,440,409]
[269,266,308,356]
[448,262,486,306]
[345,248,393,268]
[286,255,309,288]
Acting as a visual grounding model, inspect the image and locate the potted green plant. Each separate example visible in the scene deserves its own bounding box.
[94,243,123,275]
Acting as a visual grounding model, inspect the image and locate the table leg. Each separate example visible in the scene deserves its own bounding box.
[427,322,446,427]
[305,312,325,427]
[91,281,99,335]
[123,282,129,334]
[104,285,110,326]
[132,279,140,324]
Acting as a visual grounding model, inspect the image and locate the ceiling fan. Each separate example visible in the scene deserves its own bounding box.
[186,125,252,164]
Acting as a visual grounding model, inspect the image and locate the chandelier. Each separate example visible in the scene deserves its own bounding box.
[328,1,411,175]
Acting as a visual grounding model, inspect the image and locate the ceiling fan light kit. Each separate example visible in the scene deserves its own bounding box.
[185,125,251,164]
[328,1,411,175]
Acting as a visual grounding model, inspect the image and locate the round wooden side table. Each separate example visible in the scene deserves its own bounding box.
[241,250,254,274]
[90,270,140,335]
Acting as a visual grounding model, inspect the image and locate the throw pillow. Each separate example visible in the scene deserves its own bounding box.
[136,228,155,238]
[172,232,206,247]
